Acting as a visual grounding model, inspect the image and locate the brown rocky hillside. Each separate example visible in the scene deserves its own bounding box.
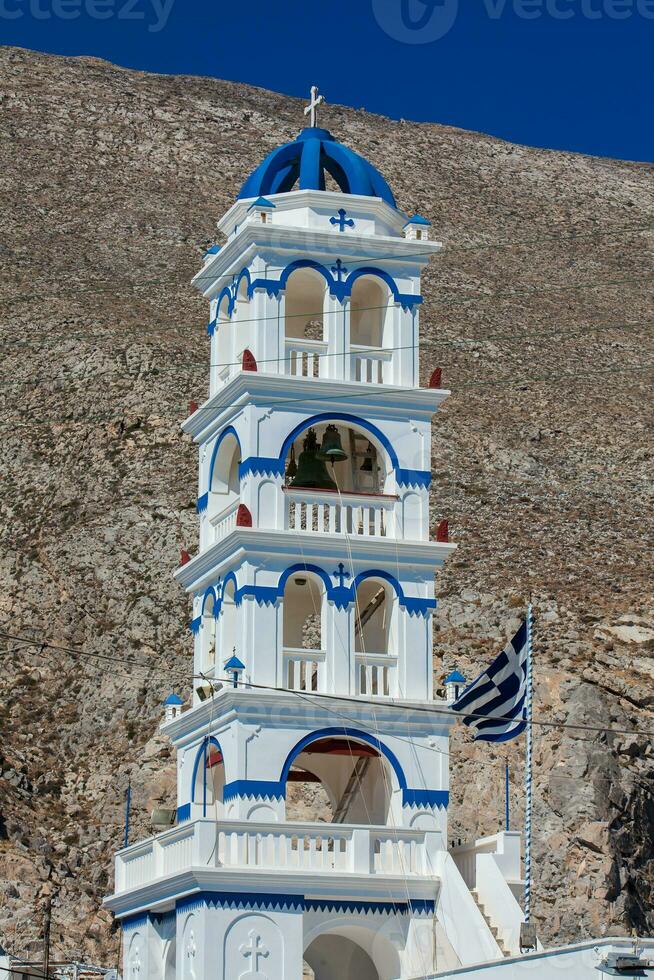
[0,45,653,962]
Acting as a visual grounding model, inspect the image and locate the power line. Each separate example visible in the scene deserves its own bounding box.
[2,317,652,380]
[2,220,651,305]
[2,362,654,431]
[3,629,654,740]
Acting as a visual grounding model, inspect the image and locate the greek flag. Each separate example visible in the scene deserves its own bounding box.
[452,621,528,742]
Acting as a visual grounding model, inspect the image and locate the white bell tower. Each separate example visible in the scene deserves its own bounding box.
[106,92,525,980]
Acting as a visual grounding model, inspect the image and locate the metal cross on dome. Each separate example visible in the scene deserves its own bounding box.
[304,84,325,128]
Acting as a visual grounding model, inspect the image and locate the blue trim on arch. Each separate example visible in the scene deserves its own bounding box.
[233,267,252,299]
[176,803,191,822]
[175,891,434,916]
[216,285,235,318]
[223,779,284,801]
[190,736,223,805]
[404,789,449,808]
[280,413,398,469]
[220,570,239,609]
[224,563,434,616]
[280,726,405,790]
[201,587,219,617]
[249,260,422,308]
[278,563,334,597]
[350,569,436,618]
[344,265,422,311]
[238,457,285,480]
[266,412,430,492]
[396,468,431,488]
[197,492,209,513]
[190,616,202,634]
[207,425,242,494]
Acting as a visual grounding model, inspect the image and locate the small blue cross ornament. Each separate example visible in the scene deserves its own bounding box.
[330,208,355,233]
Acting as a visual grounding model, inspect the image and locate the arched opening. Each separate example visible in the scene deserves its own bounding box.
[350,277,392,384]
[201,593,217,671]
[284,734,394,826]
[163,939,176,980]
[284,422,387,498]
[350,277,388,349]
[213,293,233,387]
[283,572,325,692]
[304,925,401,980]
[210,432,240,496]
[220,579,238,666]
[304,935,379,980]
[285,268,327,378]
[209,431,241,541]
[192,738,225,816]
[354,577,397,698]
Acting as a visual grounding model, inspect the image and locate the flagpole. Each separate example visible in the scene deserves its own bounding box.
[124,777,131,849]
[505,761,510,831]
[524,603,534,923]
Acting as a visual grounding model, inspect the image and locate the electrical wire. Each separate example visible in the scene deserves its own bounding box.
[2,316,652,376]
[3,629,654,740]
[1,220,652,304]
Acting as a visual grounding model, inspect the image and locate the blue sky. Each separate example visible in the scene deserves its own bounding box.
[1,0,652,161]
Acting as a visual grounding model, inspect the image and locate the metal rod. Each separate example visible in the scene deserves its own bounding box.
[123,779,131,849]
[524,604,534,922]
[505,761,510,831]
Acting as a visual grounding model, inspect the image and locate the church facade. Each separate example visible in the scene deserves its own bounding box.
[104,95,530,980]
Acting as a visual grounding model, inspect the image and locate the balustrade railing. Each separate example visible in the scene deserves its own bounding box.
[355,653,397,697]
[350,345,392,384]
[284,487,394,538]
[115,818,442,893]
[285,339,327,379]
[210,499,239,541]
[283,648,326,692]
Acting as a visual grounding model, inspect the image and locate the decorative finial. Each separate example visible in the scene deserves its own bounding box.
[304,85,325,128]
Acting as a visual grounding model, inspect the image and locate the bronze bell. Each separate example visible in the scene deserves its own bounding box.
[285,443,298,479]
[360,441,375,472]
[317,424,348,464]
[289,428,336,491]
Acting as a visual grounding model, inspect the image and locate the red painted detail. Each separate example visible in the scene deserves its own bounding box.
[436,519,449,543]
[242,349,257,372]
[207,749,224,768]
[188,399,199,416]
[236,504,253,528]
[429,368,443,389]
[180,549,191,566]
[304,738,379,758]
[287,770,321,782]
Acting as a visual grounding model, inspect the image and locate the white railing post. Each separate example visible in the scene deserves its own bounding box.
[193,820,216,867]
[350,828,371,873]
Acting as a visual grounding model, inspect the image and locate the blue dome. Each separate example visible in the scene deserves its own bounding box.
[444,671,466,684]
[238,128,396,208]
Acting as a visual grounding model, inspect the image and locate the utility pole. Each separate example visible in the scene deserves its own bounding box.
[42,894,52,980]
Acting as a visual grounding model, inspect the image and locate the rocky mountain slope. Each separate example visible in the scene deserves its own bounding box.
[0,44,652,963]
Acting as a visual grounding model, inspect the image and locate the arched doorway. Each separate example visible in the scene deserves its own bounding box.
[304,935,379,980]
[304,924,401,980]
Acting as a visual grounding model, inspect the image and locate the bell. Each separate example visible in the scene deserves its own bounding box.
[360,442,375,472]
[317,424,348,464]
[285,443,298,479]
[289,428,337,491]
